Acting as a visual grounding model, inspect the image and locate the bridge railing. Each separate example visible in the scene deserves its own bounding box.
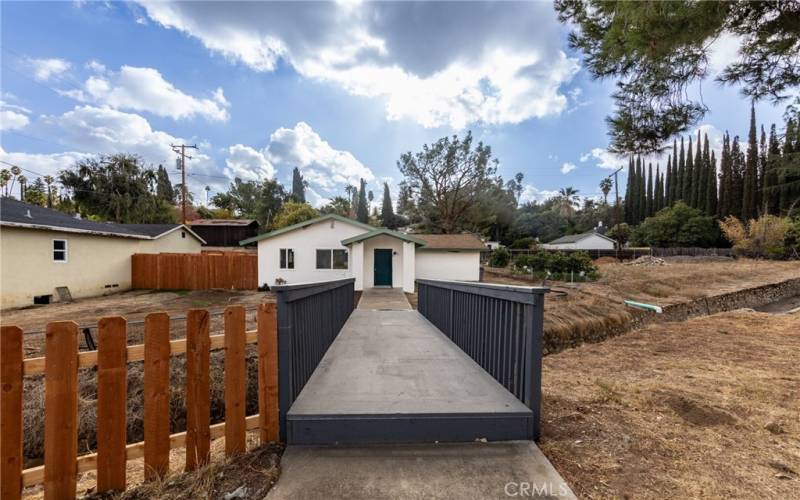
[272,278,356,441]
[416,279,548,440]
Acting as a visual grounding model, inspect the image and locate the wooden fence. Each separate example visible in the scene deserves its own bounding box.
[0,303,278,499]
[132,252,258,290]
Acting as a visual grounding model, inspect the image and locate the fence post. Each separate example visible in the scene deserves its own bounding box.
[275,291,292,443]
[44,321,78,500]
[96,317,128,492]
[1,326,23,500]
[258,303,279,444]
[144,313,171,481]
[224,306,247,456]
[185,310,210,471]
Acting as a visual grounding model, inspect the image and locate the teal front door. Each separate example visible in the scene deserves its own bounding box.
[374,249,393,286]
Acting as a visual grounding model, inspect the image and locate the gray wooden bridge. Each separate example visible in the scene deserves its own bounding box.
[272,279,547,445]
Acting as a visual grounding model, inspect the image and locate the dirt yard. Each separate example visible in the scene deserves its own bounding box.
[0,289,271,356]
[483,258,800,353]
[539,310,800,499]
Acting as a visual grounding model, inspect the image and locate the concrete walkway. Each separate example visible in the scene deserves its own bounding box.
[357,287,411,310]
[267,441,576,499]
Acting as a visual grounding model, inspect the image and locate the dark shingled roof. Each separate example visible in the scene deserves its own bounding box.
[0,197,203,241]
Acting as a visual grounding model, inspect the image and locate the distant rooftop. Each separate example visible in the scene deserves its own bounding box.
[190,218,258,227]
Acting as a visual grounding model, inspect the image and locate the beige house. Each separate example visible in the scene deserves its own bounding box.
[0,198,204,309]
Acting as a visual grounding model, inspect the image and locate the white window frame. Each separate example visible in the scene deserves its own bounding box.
[316,248,348,270]
[53,239,68,263]
[279,248,295,270]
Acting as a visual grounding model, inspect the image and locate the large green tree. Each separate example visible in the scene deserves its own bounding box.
[555,1,800,154]
[380,182,399,229]
[291,167,306,203]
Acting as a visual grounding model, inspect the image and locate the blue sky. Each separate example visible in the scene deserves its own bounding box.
[0,1,789,207]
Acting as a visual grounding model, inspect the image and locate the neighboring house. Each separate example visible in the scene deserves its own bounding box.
[541,231,616,250]
[189,219,259,247]
[240,213,485,293]
[484,241,502,251]
[0,198,205,309]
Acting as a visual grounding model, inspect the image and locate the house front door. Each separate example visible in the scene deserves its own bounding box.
[373,249,392,286]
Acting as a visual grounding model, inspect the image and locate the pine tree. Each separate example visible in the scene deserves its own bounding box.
[380,182,397,229]
[291,167,306,203]
[356,178,369,223]
[685,135,694,206]
[764,124,781,215]
[742,103,759,220]
[677,137,686,202]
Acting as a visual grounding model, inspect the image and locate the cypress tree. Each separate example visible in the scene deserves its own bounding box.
[698,133,710,214]
[637,156,646,223]
[743,103,759,220]
[670,139,678,204]
[730,136,745,219]
[707,150,718,216]
[685,135,694,206]
[781,118,798,214]
[291,167,306,203]
[765,124,781,215]
[718,132,730,218]
[665,155,672,206]
[632,157,641,224]
[759,125,767,212]
[654,164,662,212]
[677,137,686,202]
[646,162,654,217]
[380,182,397,229]
[356,178,369,223]
[624,156,634,224]
[693,130,703,208]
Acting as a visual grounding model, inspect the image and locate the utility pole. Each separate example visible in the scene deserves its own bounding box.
[171,143,198,224]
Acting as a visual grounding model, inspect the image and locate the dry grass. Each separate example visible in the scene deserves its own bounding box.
[539,310,800,499]
[483,258,800,353]
[23,431,282,500]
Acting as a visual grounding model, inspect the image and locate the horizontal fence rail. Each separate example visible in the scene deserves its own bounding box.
[273,278,356,441]
[416,279,548,440]
[0,304,279,500]
[497,247,735,261]
[132,252,258,290]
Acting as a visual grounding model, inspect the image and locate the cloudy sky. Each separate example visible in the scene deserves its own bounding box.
[0,1,788,207]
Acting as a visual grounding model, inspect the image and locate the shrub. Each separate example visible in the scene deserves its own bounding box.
[630,202,718,247]
[606,223,631,246]
[509,237,537,249]
[719,215,793,258]
[488,247,511,267]
[513,250,598,281]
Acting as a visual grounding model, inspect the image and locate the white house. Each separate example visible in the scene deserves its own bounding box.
[0,198,205,309]
[540,231,616,251]
[240,214,485,293]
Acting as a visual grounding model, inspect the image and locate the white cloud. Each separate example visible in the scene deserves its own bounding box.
[139,2,579,129]
[0,99,31,132]
[581,147,626,170]
[708,34,742,77]
[65,65,229,121]
[519,184,558,204]
[224,144,275,181]
[27,58,71,81]
[560,162,576,174]
[227,122,374,205]
[0,146,87,181]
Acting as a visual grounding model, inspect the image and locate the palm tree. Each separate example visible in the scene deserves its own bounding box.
[9,166,21,195]
[17,175,27,202]
[43,175,55,207]
[599,178,613,205]
[557,187,580,220]
[205,185,211,206]
[0,169,11,196]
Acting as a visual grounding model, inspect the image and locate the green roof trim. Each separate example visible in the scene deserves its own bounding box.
[340,228,427,246]
[239,213,375,245]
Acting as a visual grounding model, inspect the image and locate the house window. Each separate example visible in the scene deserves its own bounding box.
[280,248,295,269]
[53,239,68,262]
[316,249,348,270]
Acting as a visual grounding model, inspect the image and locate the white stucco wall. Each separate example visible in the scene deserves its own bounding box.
[415,250,480,282]
[543,234,615,250]
[256,218,366,288]
[362,235,406,290]
[0,226,202,309]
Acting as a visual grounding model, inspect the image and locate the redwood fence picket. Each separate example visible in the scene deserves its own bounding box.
[0,303,279,499]
[131,252,258,290]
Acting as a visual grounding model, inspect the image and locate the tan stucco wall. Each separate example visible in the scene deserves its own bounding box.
[0,226,201,310]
